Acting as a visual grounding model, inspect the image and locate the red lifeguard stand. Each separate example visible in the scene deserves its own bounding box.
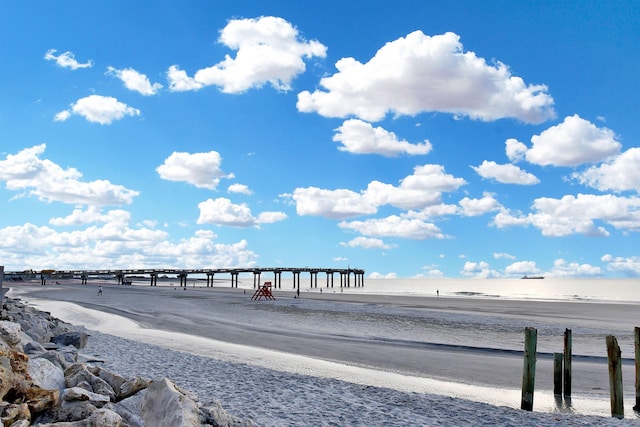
[251,281,276,300]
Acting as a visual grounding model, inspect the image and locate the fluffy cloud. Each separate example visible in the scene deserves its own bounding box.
[548,258,602,278]
[0,145,139,205]
[297,31,554,123]
[55,95,140,124]
[0,215,257,270]
[157,151,232,190]
[168,16,326,93]
[504,260,540,277]
[471,160,539,185]
[340,236,395,249]
[289,164,466,218]
[458,193,502,216]
[333,119,432,157]
[197,197,286,227]
[574,148,640,193]
[493,193,640,236]
[49,207,131,226]
[290,187,377,220]
[44,49,93,70]
[107,66,163,95]
[460,261,499,279]
[515,115,621,167]
[227,183,253,195]
[601,254,640,277]
[339,215,446,240]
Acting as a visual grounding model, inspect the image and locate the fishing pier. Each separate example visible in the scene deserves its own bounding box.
[4,267,366,291]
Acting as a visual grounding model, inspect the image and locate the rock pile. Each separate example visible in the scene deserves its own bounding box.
[0,297,254,426]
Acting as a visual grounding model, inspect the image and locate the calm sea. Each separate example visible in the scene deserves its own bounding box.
[186,276,640,304]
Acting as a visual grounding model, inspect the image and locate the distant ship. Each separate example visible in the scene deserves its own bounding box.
[522,275,545,279]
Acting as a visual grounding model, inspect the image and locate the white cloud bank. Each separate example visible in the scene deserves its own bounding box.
[494,193,640,237]
[55,95,140,125]
[288,164,466,220]
[167,16,327,93]
[298,31,555,123]
[0,145,138,206]
[0,210,257,270]
[44,49,93,70]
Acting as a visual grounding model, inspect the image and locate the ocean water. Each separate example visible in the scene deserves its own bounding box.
[219,277,640,304]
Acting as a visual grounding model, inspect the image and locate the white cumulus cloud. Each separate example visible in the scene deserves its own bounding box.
[493,193,640,236]
[156,151,231,190]
[297,31,554,123]
[340,236,395,249]
[521,115,621,167]
[339,215,446,240]
[107,66,163,95]
[197,197,286,227]
[168,16,326,93]
[574,147,640,193]
[44,49,93,70]
[471,160,540,185]
[0,144,139,206]
[333,119,432,157]
[55,95,140,125]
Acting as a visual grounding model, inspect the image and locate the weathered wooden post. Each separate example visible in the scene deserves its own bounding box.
[521,327,537,411]
[606,335,624,418]
[634,327,640,412]
[553,352,563,395]
[564,328,572,397]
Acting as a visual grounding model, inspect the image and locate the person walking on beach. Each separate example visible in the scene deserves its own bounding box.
[98,286,103,296]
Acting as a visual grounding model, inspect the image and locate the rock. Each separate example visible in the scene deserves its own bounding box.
[0,321,22,347]
[62,387,111,407]
[37,349,73,370]
[0,402,30,426]
[201,401,256,427]
[65,363,116,402]
[119,375,149,400]
[141,378,201,427]
[52,332,88,350]
[23,340,46,354]
[88,365,127,399]
[24,386,60,414]
[106,392,145,427]
[0,351,15,399]
[57,344,80,365]
[34,400,96,424]
[87,407,123,426]
[7,419,30,427]
[28,357,65,392]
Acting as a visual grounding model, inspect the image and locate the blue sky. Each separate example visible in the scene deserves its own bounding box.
[1,1,639,278]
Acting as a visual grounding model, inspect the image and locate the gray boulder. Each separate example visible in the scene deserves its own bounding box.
[141,378,201,427]
[52,332,89,349]
[28,357,65,393]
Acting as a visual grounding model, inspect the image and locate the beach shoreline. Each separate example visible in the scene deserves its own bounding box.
[7,280,640,423]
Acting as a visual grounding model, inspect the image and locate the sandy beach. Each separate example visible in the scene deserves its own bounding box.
[7,281,640,426]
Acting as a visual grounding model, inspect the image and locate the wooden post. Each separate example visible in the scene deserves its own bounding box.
[564,328,572,397]
[553,352,563,395]
[634,327,640,412]
[606,335,624,419]
[521,327,537,411]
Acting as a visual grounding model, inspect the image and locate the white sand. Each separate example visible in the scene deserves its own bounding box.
[9,282,640,426]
